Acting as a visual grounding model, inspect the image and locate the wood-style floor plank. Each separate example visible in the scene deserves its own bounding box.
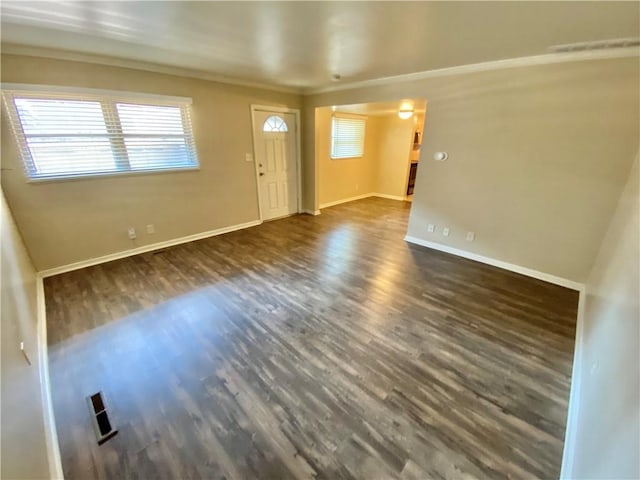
[45,197,578,479]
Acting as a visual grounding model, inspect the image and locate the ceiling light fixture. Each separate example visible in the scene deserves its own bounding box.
[398,100,414,119]
[398,109,413,120]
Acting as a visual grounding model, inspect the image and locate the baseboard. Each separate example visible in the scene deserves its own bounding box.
[319,192,407,209]
[372,192,406,201]
[319,193,375,209]
[560,286,587,479]
[35,276,64,479]
[404,235,583,291]
[404,232,588,476]
[302,209,321,216]
[39,219,262,278]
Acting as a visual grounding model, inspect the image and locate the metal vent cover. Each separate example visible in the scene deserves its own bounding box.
[88,391,118,445]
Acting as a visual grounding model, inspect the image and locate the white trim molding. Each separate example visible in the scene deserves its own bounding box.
[319,193,376,209]
[34,216,258,476]
[560,286,587,479]
[302,209,321,216]
[35,276,64,479]
[2,43,301,95]
[39,219,261,278]
[373,193,406,201]
[3,43,636,97]
[319,192,408,209]
[405,232,589,477]
[307,46,640,94]
[404,235,584,291]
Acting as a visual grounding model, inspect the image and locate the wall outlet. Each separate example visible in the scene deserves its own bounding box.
[245,153,253,162]
[427,224,435,233]
[146,224,155,234]
[442,227,450,237]
[128,227,136,240]
[355,183,359,191]
[466,231,475,242]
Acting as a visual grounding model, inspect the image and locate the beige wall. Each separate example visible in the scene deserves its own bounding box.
[375,114,415,198]
[1,188,51,479]
[317,108,380,205]
[1,54,302,270]
[304,57,640,283]
[569,155,639,478]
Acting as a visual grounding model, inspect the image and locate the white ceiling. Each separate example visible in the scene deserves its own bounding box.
[1,1,638,92]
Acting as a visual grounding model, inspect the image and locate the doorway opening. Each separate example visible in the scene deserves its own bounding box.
[314,99,426,210]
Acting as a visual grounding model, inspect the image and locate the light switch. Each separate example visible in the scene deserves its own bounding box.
[443,227,450,237]
[427,224,435,233]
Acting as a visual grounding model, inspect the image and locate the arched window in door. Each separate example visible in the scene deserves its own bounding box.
[263,115,288,132]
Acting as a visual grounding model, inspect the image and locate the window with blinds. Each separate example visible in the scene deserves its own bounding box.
[331,115,366,159]
[3,88,199,180]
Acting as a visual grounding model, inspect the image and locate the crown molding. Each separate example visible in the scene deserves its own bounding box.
[0,43,303,95]
[3,43,637,98]
[304,47,640,95]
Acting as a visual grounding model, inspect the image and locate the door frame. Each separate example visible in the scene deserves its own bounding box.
[250,104,302,222]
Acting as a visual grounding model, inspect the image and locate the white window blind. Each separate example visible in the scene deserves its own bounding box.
[331,115,366,159]
[3,88,199,180]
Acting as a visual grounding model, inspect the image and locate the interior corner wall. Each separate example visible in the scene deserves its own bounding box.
[0,53,303,271]
[569,154,639,479]
[304,57,640,283]
[1,188,51,480]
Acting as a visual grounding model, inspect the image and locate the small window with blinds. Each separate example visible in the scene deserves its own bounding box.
[3,88,199,181]
[331,115,366,159]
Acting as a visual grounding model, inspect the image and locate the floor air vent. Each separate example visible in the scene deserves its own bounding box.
[88,391,118,445]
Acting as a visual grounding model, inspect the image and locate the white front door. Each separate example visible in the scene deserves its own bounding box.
[252,110,298,221]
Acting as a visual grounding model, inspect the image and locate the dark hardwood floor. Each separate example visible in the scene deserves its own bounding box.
[45,197,578,479]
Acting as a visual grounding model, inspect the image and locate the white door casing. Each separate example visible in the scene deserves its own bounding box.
[251,108,299,221]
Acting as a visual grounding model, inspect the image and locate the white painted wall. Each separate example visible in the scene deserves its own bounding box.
[564,154,639,478]
[1,188,52,479]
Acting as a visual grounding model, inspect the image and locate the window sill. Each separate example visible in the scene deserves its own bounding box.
[26,166,200,184]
